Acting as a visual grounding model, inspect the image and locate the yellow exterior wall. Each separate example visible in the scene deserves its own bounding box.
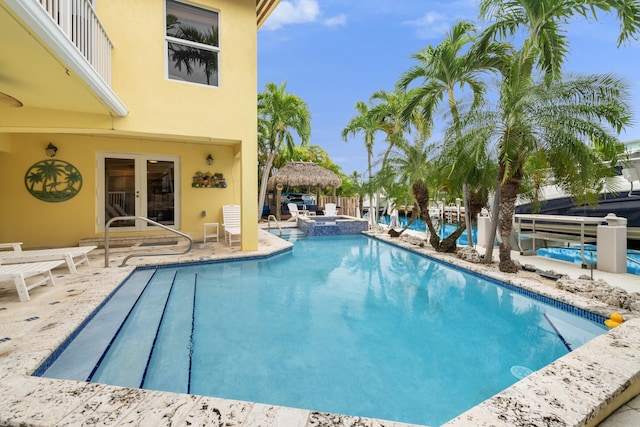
[0,0,259,250]
[0,133,242,248]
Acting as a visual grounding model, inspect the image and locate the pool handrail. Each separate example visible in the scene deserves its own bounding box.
[267,214,282,236]
[104,216,194,267]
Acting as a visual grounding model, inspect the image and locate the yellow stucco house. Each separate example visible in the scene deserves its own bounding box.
[0,0,279,251]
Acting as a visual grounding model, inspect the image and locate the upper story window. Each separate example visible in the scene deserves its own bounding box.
[165,0,219,87]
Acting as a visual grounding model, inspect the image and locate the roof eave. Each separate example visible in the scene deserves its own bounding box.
[256,0,280,29]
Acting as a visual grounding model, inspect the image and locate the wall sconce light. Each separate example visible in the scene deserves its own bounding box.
[45,143,58,158]
[206,154,214,165]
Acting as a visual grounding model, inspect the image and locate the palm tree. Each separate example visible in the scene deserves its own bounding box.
[460,62,632,271]
[342,101,385,227]
[397,20,508,249]
[257,82,311,218]
[385,137,435,239]
[477,0,640,272]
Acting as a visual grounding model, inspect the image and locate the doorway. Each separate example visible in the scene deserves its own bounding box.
[98,153,180,231]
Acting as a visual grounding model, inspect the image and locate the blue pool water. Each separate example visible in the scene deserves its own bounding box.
[536,245,640,276]
[37,235,607,426]
[380,215,477,246]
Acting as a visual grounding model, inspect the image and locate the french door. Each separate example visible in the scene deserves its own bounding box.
[98,153,180,231]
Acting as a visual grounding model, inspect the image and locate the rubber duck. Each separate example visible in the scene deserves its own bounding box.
[605,312,624,328]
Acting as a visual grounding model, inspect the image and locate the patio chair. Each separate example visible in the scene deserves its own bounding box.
[222,205,241,247]
[0,244,96,274]
[324,203,337,216]
[0,260,66,302]
[287,203,303,221]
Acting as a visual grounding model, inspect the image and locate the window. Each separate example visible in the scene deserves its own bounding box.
[165,0,219,86]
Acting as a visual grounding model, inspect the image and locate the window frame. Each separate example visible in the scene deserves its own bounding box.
[164,0,221,87]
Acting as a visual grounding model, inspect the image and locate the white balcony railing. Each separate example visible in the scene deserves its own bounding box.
[37,0,112,84]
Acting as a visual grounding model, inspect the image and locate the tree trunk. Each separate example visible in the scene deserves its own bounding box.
[483,179,501,265]
[463,182,473,248]
[389,203,419,237]
[258,150,278,220]
[498,170,522,273]
[413,180,449,251]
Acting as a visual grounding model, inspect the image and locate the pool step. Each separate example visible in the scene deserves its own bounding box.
[142,270,195,392]
[38,269,156,381]
[90,269,178,388]
[273,227,307,242]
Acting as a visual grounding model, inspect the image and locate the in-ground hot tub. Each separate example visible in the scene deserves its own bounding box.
[298,215,369,236]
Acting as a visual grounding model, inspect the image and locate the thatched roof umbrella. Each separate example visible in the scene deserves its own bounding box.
[267,161,342,220]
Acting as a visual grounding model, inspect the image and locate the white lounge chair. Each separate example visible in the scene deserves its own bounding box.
[0,260,66,302]
[287,203,303,221]
[324,203,337,216]
[0,244,96,274]
[222,205,241,247]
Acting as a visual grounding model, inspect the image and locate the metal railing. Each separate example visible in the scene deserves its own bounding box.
[267,214,282,236]
[104,216,193,267]
[37,0,113,83]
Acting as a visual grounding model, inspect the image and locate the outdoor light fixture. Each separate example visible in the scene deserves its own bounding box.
[46,143,58,157]
[206,154,214,165]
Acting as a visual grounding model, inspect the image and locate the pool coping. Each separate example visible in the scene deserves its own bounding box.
[0,228,639,426]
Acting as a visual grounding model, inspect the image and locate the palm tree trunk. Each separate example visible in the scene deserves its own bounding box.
[463,182,473,248]
[498,169,522,273]
[483,179,501,264]
[257,149,278,220]
[389,203,419,237]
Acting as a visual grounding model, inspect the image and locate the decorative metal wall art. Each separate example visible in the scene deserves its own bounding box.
[24,159,83,202]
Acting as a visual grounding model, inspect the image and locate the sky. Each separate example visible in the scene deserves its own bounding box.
[257,0,640,176]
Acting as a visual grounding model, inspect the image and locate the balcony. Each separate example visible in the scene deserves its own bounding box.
[0,0,126,116]
[38,0,112,84]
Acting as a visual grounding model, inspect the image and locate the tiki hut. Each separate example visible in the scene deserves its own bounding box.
[267,161,342,220]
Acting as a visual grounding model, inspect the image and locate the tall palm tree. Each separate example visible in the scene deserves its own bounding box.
[385,137,437,239]
[397,20,508,248]
[257,82,311,218]
[342,101,385,227]
[460,63,632,271]
[477,0,640,272]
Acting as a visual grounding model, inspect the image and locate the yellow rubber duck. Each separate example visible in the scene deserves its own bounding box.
[605,312,624,328]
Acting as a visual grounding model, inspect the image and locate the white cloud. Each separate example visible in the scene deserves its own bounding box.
[323,14,347,27]
[262,0,320,31]
[404,12,451,40]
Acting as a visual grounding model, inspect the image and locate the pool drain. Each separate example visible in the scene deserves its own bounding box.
[510,365,533,379]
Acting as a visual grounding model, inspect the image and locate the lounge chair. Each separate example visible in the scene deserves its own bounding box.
[0,244,96,274]
[222,205,241,247]
[287,203,303,221]
[0,260,66,302]
[324,203,337,216]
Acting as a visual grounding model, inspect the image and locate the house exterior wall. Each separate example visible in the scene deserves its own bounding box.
[0,0,259,250]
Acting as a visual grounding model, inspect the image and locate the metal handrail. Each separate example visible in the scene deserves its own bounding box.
[104,216,194,267]
[267,214,282,236]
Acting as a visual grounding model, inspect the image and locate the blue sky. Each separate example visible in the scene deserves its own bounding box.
[257,0,640,176]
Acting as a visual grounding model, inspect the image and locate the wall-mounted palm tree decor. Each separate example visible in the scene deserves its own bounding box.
[24,160,82,202]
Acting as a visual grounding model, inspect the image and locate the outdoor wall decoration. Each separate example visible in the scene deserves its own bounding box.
[192,171,227,188]
[24,159,83,202]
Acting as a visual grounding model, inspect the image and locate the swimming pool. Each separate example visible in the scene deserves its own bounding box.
[380,215,477,246]
[536,245,640,276]
[36,235,607,426]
